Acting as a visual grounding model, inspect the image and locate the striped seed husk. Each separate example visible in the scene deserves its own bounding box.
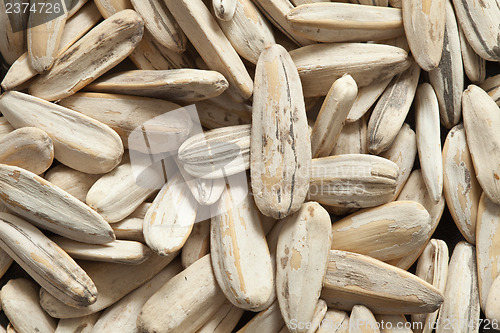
[85,69,229,103]
[459,26,485,84]
[0,91,124,174]
[251,44,311,219]
[0,0,27,64]
[311,74,358,158]
[402,0,445,71]
[346,76,392,123]
[0,213,97,308]
[29,9,144,101]
[276,202,332,333]
[321,250,444,314]
[428,0,464,129]
[177,124,250,179]
[195,92,252,130]
[213,0,238,21]
[442,124,481,244]
[367,60,420,155]
[1,279,57,333]
[416,83,443,203]
[0,164,115,244]
[290,43,411,97]
[309,154,398,208]
[44,164,100,203]
[286,3,403,43]
[197,300,245,333]
[435,241,480,333]
[462,85,500,205]
[54,313,100,333]
[480,73,500,106]
[237,300,285,333]
[181,219,210,268]
[331,201,432,261]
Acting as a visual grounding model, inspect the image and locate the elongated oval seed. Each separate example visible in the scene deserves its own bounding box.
[290,43,411,97]
[54,313,100,333]
[0,91,124,174]
[287,3,403,43]
[251,44,311,219]
[0,0,27,64]
[0,213,97,308]
[44,165,100,203]
[402,0,445,71]
[462,85,500,205]
[442,124,481,244]
[331,201,431,261]
[277,202,332,333]
[143,172,197,256]
[311,74,358,158]
[1,279,57,333]
[40,252,178,318]
[0,164,115,244]
[0,127,54,175]
[85,69,229,103]
[416,83,443,204]
[322,250,444,314]
[211,181,273,311]
[309,154,398,208]
[29,9,144,101]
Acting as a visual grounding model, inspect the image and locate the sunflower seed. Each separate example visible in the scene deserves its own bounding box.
[29,9,144,101]
[428,0,463,129]
[130,0,186,52]
[137,255,227,333]
[0,91,124,174]
[195,93,252,130]
[111,214,145,243]
[0,164,114,244]
[59,92,191,150]
[480,74,500,106]
[331,117,368,155]
[44,164,100,203]
[379,124,416,199]
[486,275,500,322]
[86,69,229,103]
[165,0,253,100]
[416,83,443,203]
[216,0,275,64]
[291,43,410,97]
[27,2,68,73]
[1,279,57,333]
[402,0,445,71]
[316,309,349,333]
[40,252,178,318]
[0,127,53,175]
[287,3,403,43]
[311,75,358,158]
[251,44,311,219]
[55,313,100,333]
[309,154,398,208]
[144,172,197,256]
[0,213,97,307]
[178,124,250,179]
[476,193,500,309]
[322,250,444,314]
[277,202,332,333]
[211,180,273,311]
[367,60,420,155]
[442,124,481,244]
[462,85,500,205]
[452,0,500,61]
[459,26,485,84]
[412,239,449,333]
[331,201,431,261]
[91,259,182,332]
[50,236,152,265]
[350,0,388,5]
[435,241,480,333]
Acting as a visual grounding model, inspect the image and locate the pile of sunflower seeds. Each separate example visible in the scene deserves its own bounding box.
[0,0,499,332]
